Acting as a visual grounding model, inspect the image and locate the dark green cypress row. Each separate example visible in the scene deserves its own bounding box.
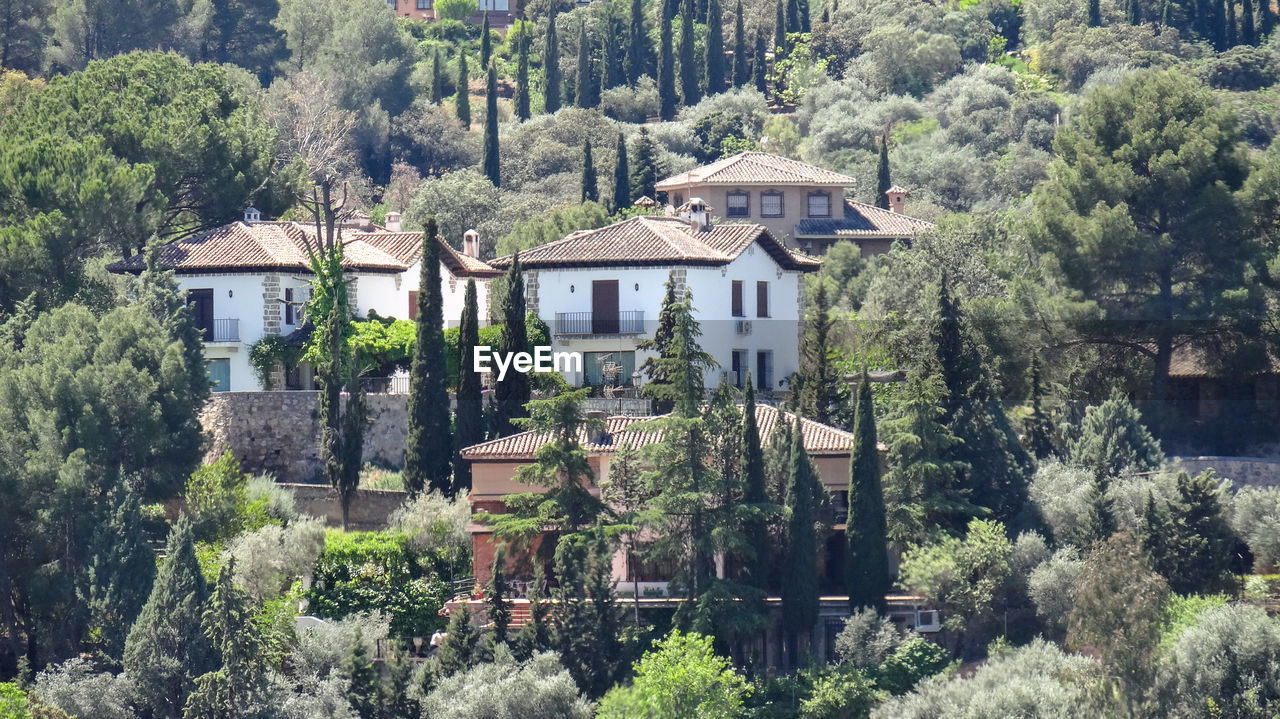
[404,219,453,494]
[786,0,800,33]
[800,0,810,30]
[847,372,890,613]
[658,16,677,119]
[575,22,593,108]
[733,0,748,86]
[705,0,725,96]
[630,128,658,202]
[1214,0,1228,47]
[740,375,771,591]
[612,132,630,211]
[627,0,647,84]
[581,139,598,203]
[1261,0,1274,37]
[515,33,531,121]
[753,30,768,93]
[875,134,891,210]
[1088,0,1102,25]
[495,253,531,435]
[481,11,492,66]
[603,18,624,91]
[775,0,787,54]
[454,279,483,495]
[679,0,700,106]
[1243,0,1256,42]
[455,51,471,129]
[483,60,500,187]
[781,413,819,665]
[431,48,444,104]
[545,4,562,113]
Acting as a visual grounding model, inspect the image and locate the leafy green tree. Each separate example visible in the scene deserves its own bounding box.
[1155,604,1280,717]
[454,279,483,495]
[875,134,892,210]
[455,51,471,129]
[705,0,725,95]
[420,646,593,718]
[630,127,659,202]
[0,0,46,73]
[124,518,215,719]
[1075,474,1117,546]
[847,372,890,613]
[494,253,531,436]
[1027,70,1261,415]
[797,282,844,425]
[482,60,500,187]
[1067,393,1164,479]
[596,631,748,719]
[679,0,700,106]
[581,139,598,203]
[627,0,648,83]
[437,607,481,678]
[515,33,531,121]
[612,132,631,211]
[405,218,454,495]
[544,3,561,113]
[658,17,677,119]
[183,561,271,719]
[45,0,182,71]
[208,0,286,83]
[732,0,748,86]
[1141,471,1235,595]
[84,481,157,661]
[781,414,820,663]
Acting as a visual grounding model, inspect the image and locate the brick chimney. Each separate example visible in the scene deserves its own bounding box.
[684,198,712,232]
[463,229,479,258]
[885,186,908,214]
[384,211,402,232]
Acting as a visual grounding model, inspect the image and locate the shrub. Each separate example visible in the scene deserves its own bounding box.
[874,637,951,695]
[435,0,479,21]
[799,667,881,719]
[596,631,748,719]
[834,608,904,669]
[225,518,326,602]
[419,645,593,718]
[32,659,137,719]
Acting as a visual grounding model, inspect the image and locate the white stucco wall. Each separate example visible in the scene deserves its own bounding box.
[402,261,491,329]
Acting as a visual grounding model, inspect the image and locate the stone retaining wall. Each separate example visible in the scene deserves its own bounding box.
[281,483,408,530]
[1171,456,1280,489]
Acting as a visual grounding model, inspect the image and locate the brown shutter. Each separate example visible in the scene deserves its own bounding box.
[757,281,768,318]
[408,290,419,320]
[188,288,214,341]
[732,280,743,317]
[592,280,619,334]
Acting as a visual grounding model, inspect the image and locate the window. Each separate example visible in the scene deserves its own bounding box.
[807,191,831,218]
[584,351,636,386]
[284,288,295,325]
[207,358,231,392]
[592,280,620,334]
[188,288,214,341]
[387,0,396,8]
[417,0,429,7]
[731,350,747,388]
[756,351,773,390]
[726,191,749,217]
[731,280,744,317]
[756,281,769,318]
[760,191,783,217]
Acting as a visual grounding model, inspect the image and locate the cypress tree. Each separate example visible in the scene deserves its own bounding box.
[437,608,480,677]
[1261,0,1274,37]
[123,518,215,719]
[630,127,659,206]
[575,22,593,108]
[847,372,890,614]
[875,133,891,210]
[454,279,483,495]
[637,274,680,414]
[741,375,772,591]
[544,4,562,114]
[483,60,500,187]
[1214,0,1228,48]
[1228,0,1240,43]
[733,0,748,86]
[1162,0,1173,25]
[495,253,531,435]
[612,132,630,210]
[781,414,819,666]
[481,12,492,66]
[85,481,156,661]
[627,0,647,84]
[581,139,598,203]
[800,0,810,30]
[1075,474,1117,546]
[344,630,380,718]
[679,0,701,106]
[515,33,531,121]
[183,561,271,719]
[1088,0,1102,25]
[603,19,625,91]
[1128,0,1142,23]
[705,0,725,96]
[1243,0,1256,42]
[753,30,768,93]
[786,0,800,33]
[658,17,677,119]
[1025,354,1056,460]
[486,552,512,644]
[455,51,471,129]
[774,0,787,54]
[798,282,842,425]
[431,48,444,104]
[404,219,453,494]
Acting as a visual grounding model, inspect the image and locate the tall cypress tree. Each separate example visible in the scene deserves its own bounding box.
[183,561,270,719]
[705,0,725,96]
[404,219,453,494]
[630,128,658,202]
[800,0,810,30]
[1261,0,1274,37]
[437,607,480,677]
[581,139,598,203]
[627,0,647,84]
[603,18,625,91]
[545,3,562,113]
[575,22,593,108]
[740,375,772,591]
[1025,354,1056,460]
[124,518,215,719]
[483,60,501,187]
[733,0,748,86]
[1088,0,1102,25]
[486,551,512,645]
[612,132,630,211]
[481,11,492,66]
[786,0,800,33]
[679,0,701,106]
[85,481,156,660]
[431,48,444,104]
[875,134,891,210]
[780,414,819,666]
[797,282,842,425]
[658,17,677,119]
[1214,0,1229,47]
[515,33,531,121]
[1243,0,1256,42]
[495,253,531,436]
[1075,474,1117,546]
[637,274,681,414]
[774,0,787,54]
[753,30,768,93]
[454,279,483,495]
[847,372,889,613]
[455,51,471,129]
[1227,0,1239,43]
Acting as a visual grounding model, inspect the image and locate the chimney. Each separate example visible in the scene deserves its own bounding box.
[685,198,712,232]
[885,186,908,214]
[243,206,261,222]
[463,229,479,258]
[384,211,402,232]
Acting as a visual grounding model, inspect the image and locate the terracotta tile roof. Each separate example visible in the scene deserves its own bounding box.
[488,216,820,272]
[461,404,854,460]
[1167,345,1280,378]
[655,152,858,190]
[795,201,934,239]
[108,221,499,278]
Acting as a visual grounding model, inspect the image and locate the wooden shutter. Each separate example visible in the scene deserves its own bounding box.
[592,280,619,334]
[188,289,214,341]
[408,290,419,320]
[732,280,743,317]
[756,281,769,318]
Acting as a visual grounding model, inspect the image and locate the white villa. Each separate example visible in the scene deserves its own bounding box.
[108,210,499,392]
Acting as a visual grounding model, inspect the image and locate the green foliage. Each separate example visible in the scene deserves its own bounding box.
[437,606,481,677]
[84,481,157,661]
[183,561,272,719]
[898,519,1012,648]
[597,631,749,719]
[495,201,611,256]
[248,334,303,390]
[781,415,821,645]
[847,371,891,612]
[874,637,951,695]
[453,279,483,495]
[436,0,480,21]
[1158,592,1230,650]
[494,253,531,435]
[544,3,562,114]
[405,221,453,495]
[1155,603,1280,717]
[799,667,881,718]
[420,645,594,718]
[1067,393,1163,479]
[548,532,628,698]
[1140,471,1236,595]
[185,452,259,543]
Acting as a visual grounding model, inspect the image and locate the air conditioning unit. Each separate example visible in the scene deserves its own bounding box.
[736,320,752,335]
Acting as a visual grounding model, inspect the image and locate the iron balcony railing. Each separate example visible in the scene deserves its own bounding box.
[554,311,645,336]
[201,318,240,342]
[359,376,411,394]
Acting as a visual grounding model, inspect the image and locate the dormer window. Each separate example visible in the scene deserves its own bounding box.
[760,191,783,218]
[243,207,261,222]
[726,190,749,217]
[807,191,831,218]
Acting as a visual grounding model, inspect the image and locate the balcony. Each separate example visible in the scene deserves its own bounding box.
[200,318,240,343]
[555,311,645,336]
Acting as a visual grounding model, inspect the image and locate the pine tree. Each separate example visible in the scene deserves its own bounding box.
[1067,393,1164,479]
[482,60,500,187]
[485,551,512,645]
[575,22,593,108]
[612,132,631,211]
[705,0,725,96]
[1145,471,1235,594]
[1088,0,1102,25]
[1025,354,1056,460]
[658,16,677,119]
[183,561,270,719]
[84,480,156,661]
[875,134,891,210]
[679,0,701,106]
[1243,0,1256,42]
[344,629,381,718]
[124,518,215,719]
[733,0,748,86]
[740,375,772,592]
[797,282,843,426]
[454,279,483,495]
[1075,474,1117,546]
[847,372,890,613]
[495,254,531,436]
[781,414,819,666]
[455,51,471,129]
[515,566,552,658]
[637,273,681,414]
[515,33,531,121]
[627,0,648,84]
[581,139,598,203]
[431,48,444,104]
[437,608,480,678]
[404,219,453,494]
[544,4,562,114]
[753,30,768,93]
[549,533,626,698]
[630,128,659,202]
[481,11,492,66]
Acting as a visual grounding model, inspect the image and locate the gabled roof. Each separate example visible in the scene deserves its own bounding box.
[655,152,858,190]
[488,216,820,272]
[107,221,499,278]
[795,200,934,239]
[461,404,855,460]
